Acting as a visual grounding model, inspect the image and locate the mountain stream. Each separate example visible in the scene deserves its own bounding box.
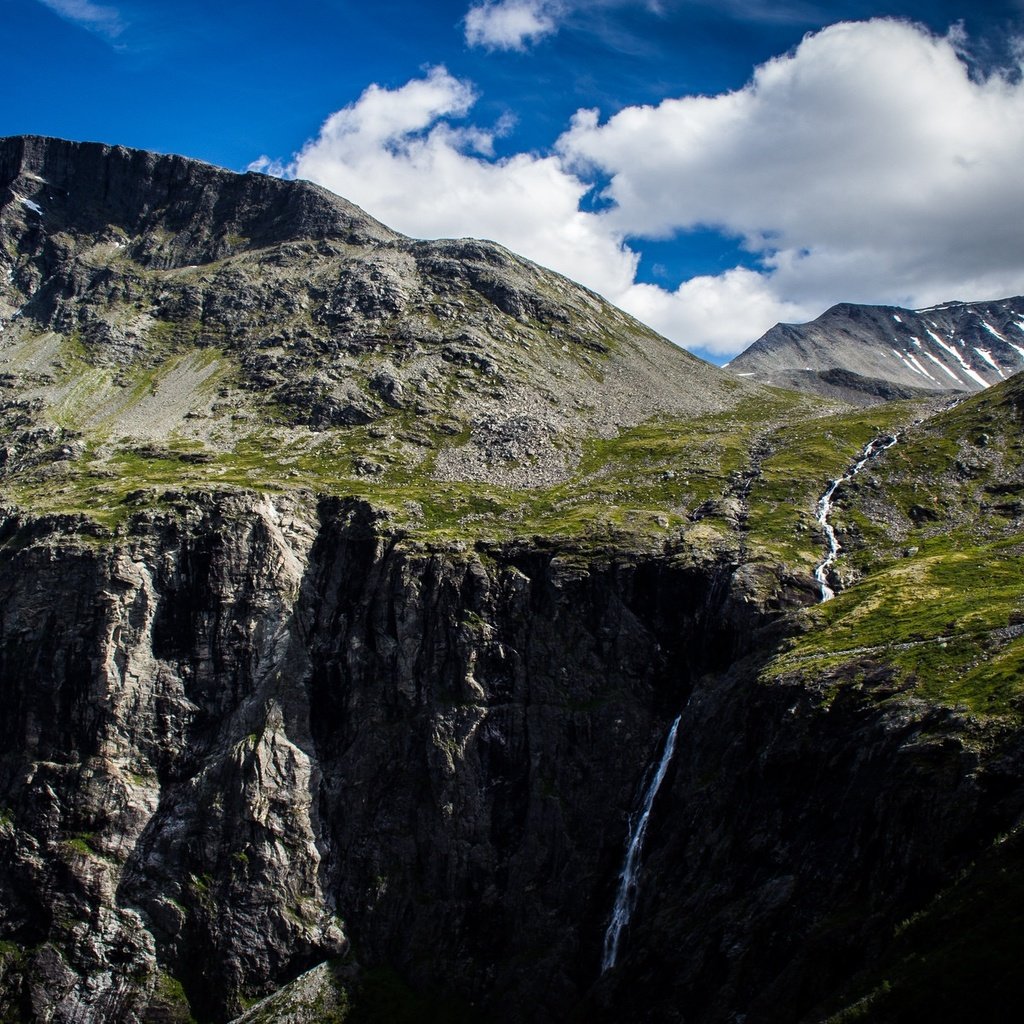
[813,434,899,602]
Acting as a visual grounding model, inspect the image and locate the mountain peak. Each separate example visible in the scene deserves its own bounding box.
[1,134,399,265]
[729,295,1024,403]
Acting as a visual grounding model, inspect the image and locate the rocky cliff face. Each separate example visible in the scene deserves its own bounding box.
[1,494,1019,1023]
[0,494,755,1021]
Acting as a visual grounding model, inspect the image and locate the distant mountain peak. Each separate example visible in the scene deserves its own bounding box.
[728,296,1024,404]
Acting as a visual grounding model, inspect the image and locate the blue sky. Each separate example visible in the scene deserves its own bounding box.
[3,0,1024,362]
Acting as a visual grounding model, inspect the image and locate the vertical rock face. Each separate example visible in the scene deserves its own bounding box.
[0,134,398,260]
[1,495,1019,1023]
[0,496,746,1021]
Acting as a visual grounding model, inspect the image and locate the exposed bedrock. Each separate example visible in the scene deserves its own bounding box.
[0,495,1019,1022]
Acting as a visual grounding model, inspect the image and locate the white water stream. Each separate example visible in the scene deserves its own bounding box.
[598,431,900,972]
[601,714,682,972]
[813,434,899,602]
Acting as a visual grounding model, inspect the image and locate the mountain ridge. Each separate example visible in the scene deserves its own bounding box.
[0,134,761,500]
[728,295,1024,403]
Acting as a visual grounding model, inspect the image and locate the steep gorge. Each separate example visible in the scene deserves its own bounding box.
[0,495,1019,1023]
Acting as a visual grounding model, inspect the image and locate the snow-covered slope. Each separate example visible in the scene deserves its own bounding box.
[728,297,1024,403]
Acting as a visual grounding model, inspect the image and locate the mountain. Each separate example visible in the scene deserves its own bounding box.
[0,134,750,498]
[728,297,1024,403]
[1,136,1023,1024]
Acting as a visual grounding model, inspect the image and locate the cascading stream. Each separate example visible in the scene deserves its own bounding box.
[813,434,899,602]
[601,714,682,973]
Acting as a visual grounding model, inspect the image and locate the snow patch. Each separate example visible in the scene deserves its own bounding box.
[905,353,937,382]
[18,197,43,216]
[974,347,1005,378]
[981,320,1007,343]
[923,352,963,384]
[926,331,989,387]
[1008,342,1024,363]
[892,313,903,323]
[897,352,924,377]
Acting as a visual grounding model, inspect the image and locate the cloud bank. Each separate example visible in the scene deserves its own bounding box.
[265,66,638,300]
[253,20,1024,357]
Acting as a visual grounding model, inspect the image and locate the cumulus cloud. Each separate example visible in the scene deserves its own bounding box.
[464,0,563,51]
[253,66,638,299]
[35,0,124,38]
[255,20,1024,357]
[618,272,815,357]
[560,19,1024,309]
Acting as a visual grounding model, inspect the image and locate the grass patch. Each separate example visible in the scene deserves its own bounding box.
[822,830,1024,1023]
[744,401,923,569]
[769,532,1024,717]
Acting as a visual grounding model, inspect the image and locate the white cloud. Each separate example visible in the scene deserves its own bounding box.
[258,67,638,299]
[619,271,814,357]
[560,19,1024,311]
[256,20,1024,358]
[35,0,124,38]
[464,1,563,50]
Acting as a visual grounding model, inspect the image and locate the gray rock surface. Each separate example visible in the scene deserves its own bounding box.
[0,135,755,490]
[729,298,1024,402]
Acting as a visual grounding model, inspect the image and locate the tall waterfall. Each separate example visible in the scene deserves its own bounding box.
[601,714,682,973]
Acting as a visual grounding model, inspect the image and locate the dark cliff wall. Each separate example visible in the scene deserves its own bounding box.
[0,495,743,1021]
[1,135,396,266]
[0,494,1019,1022]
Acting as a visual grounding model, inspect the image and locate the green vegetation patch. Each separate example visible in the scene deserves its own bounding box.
[769,532,1024,717]
[744,400,923,568]
[150,971,197,1023]
[2,383,827,546]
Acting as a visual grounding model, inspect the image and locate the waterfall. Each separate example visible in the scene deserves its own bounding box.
[813,434,898,602]
[601,714,682,973]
